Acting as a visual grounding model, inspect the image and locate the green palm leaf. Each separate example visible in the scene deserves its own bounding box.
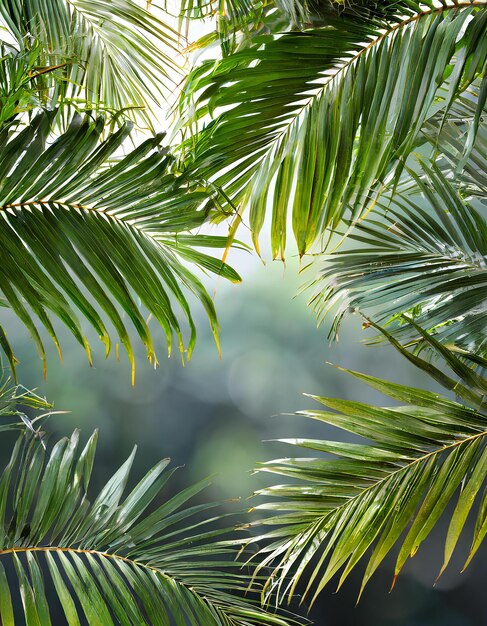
[179,0,257,33]
[178,0,304,57]
[0,427,301,625]
[0,111,240,380]
[250,324,487,607]
[308,160,487,355]
[0,370,52,432]
[0,45,48,128]
[421,86,487,196]
[0,0,180,121]
[179,0,487,258]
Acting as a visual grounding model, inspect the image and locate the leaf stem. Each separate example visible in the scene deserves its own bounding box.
[306,428,487,526]
[0,545,167,577]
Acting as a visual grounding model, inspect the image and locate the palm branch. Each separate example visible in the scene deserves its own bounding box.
[0,0,180,122]
[0,427,303,625]
[250,323,487,607]
[178,0,487,258]
[308,160,487,356]
[0,111,240,381]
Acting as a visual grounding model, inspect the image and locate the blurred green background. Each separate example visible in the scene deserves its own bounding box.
[2,247,486,626]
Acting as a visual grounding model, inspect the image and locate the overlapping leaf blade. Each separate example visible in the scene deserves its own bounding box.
[250,326,487,606]
[0,111,240,378]
[0,428,303,625]
[0,44,48,129]
[309,160,487,355]
[179,0,487,258]
[0,0,180,121]
[421,86,487,196]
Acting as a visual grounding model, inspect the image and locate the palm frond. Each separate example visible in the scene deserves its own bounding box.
[0,370,52,432]
[178,0,380,30]
[421,85,487,196]
[308,160,487,356]
[250,325,487,607]
[0,111,240,380]
[0,427,303,625]
[178,0,487,258]
[0,45,47,129]
[0,0,180,122]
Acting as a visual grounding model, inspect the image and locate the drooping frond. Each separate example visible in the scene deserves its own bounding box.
[308,160,487,356]
[178,0,487,258]
[180,0,433,54]
[0,0,180,121]
[0,427,303,625]
[0,111,240,379]
[250,325,487,607]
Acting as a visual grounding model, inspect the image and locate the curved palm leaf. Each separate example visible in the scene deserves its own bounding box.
[250,324,487,607]
[180,0,423,56]
[0,0,180,122]
[0,111,240,380]
[178,0,487,258]
[308,160,487,355]
[0,427,302,625]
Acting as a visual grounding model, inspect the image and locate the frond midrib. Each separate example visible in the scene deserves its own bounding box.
[0,200,157,233]
[0,544,168,578]
[303,0,486,117]
[276,426,487,531]
[204,0,486,183]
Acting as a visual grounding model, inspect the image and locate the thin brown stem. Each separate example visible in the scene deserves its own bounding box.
[0,545,167,577]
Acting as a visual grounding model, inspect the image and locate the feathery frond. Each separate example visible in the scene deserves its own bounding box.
[0,0,180,122]
[250,324,487,606]
[0,111,240,379]
[308,160,487,356]
[0,428,302,625]
[178,0,487,258]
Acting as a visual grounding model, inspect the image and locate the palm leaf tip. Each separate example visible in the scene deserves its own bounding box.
[0,370,52,433]
[251,325,487,605]
[0,111,241,378]
[0,426,304,625]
